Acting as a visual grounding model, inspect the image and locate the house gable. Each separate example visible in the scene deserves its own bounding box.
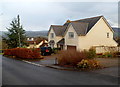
[64,24,79,47]
[48,27,56,40]
[86,17,115,37]
[63,16,103,37]
[78,16,118,50]
[48,26,63,48]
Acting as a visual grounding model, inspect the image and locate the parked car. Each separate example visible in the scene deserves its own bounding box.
[40,47,53,56]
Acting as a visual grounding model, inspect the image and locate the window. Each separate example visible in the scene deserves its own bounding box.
[69,32,74,38]
[51,33,54,38]
[107,32,109,38]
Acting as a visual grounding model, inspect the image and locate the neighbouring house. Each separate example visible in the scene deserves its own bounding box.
[27,37,48,48]
[48,16,118,52]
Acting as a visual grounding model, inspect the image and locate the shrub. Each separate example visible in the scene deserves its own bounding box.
[87,48,96,59]
[57,50,88,66]
[77,59,100,69]
[32,48,41,58]
[77,59,89,68]
[57,48,97,66]
[52,48,61,54]
[4,48,41,59]
[103,52,113,58]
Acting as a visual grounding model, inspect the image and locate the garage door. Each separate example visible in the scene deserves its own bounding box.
[67,45,76,50]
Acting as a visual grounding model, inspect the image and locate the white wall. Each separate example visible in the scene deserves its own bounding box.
[64,24,79,50]
[78,17,118,50]
[48,28,62,47]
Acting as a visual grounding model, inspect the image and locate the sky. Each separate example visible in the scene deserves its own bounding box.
[0,0,119,31]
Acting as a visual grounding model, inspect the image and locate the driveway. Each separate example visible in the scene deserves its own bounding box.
[2,55,118,85]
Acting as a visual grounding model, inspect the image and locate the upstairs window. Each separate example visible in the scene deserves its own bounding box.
[51,33,54,38]
[69,32,74,38]
[107,32,109,38]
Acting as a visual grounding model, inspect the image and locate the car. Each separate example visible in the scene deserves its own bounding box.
[40,47,53,56]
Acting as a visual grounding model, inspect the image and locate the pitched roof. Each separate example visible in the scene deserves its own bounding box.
[49,16,103,36]
[70,21,89,35]
[74,16,102,34]
[50,25,67,36]
[57,38,65,45]
[48,40,55,44]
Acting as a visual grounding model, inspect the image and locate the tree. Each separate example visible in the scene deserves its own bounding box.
[1,37,8,49]
[117,37,120,46]
[5,15,26,48]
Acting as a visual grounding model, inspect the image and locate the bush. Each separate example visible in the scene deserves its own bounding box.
[77,59,100,69]
[4,48,41,59]
[87,48,96,59]
[57,50,88,66]
[57,48,97,66]
[103,52,113,58]
[52,48,61,54]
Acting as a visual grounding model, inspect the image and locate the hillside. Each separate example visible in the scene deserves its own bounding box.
[112,27,120,37]
[0,27,120,38]
[25,31,48,37]
[0,31,48,38]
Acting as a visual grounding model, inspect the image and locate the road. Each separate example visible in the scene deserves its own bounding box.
[2,55,118,85]
[0,55,2,86]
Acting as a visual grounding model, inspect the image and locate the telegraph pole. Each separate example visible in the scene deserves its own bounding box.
[18,15,21,47]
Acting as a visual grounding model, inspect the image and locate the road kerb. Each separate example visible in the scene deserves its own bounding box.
[22,60,119,78]
[22,60,76,71]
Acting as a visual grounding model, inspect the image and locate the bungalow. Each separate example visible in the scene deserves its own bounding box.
[27,37,48,48]
[48,16,118,51]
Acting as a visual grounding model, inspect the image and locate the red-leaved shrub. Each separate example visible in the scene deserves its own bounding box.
[57,50,88,66]
[4,48,41,59]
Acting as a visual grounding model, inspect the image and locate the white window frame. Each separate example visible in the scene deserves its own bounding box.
[107,32,109,38]
[51,33,54,38]
[68,32,74,38]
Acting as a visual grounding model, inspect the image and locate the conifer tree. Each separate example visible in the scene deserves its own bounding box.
[6,15,26,48]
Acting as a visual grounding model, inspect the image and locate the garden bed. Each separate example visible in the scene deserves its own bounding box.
[56,49,102,70]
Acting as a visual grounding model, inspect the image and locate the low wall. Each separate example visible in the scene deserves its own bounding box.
[94,46,120,54]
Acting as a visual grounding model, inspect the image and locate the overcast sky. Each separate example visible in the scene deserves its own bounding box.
[0,0,119,31]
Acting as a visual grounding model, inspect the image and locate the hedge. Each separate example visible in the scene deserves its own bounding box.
[4,48,41,59]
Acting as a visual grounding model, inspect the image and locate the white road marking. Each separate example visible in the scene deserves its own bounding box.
[22,60,43,67]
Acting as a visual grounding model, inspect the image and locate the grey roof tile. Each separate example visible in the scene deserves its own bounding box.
[74,16,102,34]
[50,16,103,36]
[71,21,89,35]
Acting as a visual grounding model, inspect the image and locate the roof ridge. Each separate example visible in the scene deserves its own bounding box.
[51,25,63,27]
[71,21,89,24]
[72,15,103,22]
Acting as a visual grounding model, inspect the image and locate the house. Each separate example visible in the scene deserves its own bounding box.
[27,37,48,48]
[48,16,118,51]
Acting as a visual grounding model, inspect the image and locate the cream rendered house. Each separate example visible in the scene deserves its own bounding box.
[48,16,118,51]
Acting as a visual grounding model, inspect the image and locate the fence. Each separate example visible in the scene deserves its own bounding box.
[94,46,120,54]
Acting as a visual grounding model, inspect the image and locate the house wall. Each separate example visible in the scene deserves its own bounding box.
[48,28,62,47]
[64,25,79,50]
[78,17,118,51]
